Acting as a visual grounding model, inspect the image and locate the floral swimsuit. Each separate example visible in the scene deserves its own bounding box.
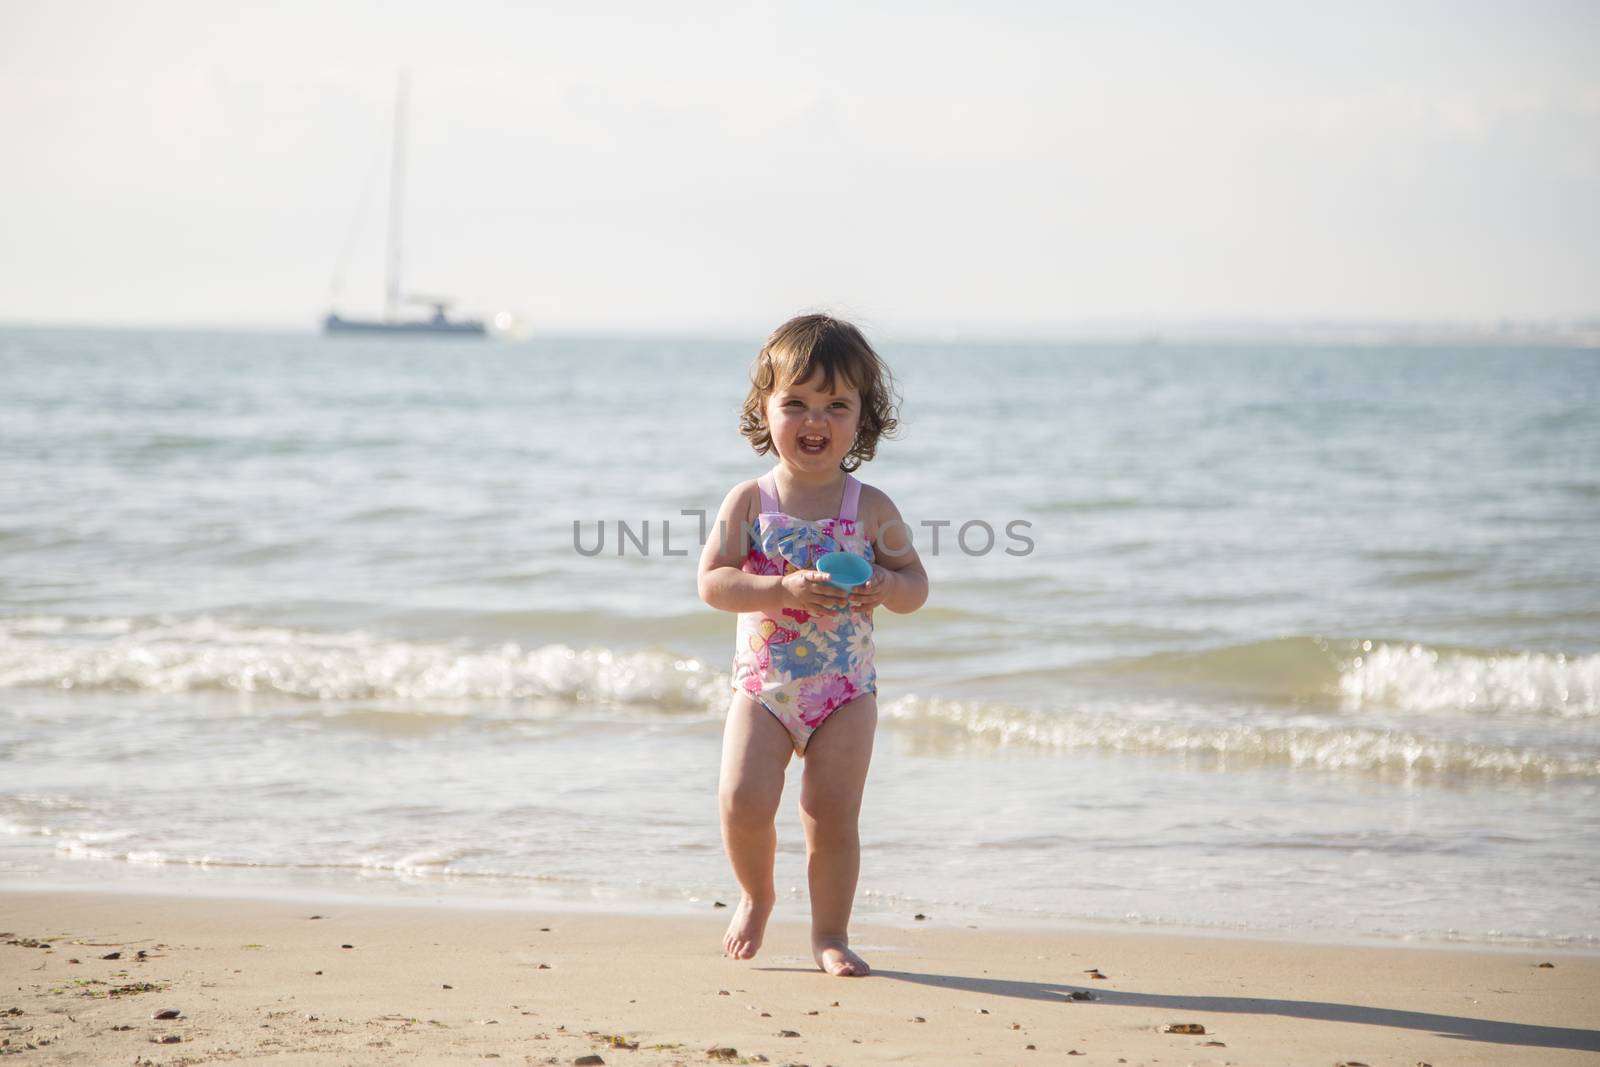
[731,471,876,754]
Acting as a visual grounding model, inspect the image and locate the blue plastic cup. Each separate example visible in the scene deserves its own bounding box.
[816,551,872,590]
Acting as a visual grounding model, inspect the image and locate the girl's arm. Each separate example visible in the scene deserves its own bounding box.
[697,481,782,613]
[853,488,929,615]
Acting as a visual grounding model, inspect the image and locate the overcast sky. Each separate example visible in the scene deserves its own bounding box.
[1,0,1596,336]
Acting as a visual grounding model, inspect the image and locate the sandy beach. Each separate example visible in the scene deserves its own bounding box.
[1,890,1595,1065]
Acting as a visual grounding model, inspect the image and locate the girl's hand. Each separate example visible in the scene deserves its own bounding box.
[780,569,849,614]
[847,565,895,614]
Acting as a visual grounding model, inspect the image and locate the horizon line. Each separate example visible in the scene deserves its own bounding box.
[2,314,1598,348]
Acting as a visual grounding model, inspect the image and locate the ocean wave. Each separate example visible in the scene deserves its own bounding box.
[880,695,1600,781]
[1066,636,1344,700]
[0,614,724,709]
[4,616,1595,778]
[1070,636,1599,717]
[1337,640,1599,717]
[26,834,578,885]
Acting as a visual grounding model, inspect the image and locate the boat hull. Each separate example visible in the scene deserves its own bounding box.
[323,313,487,337]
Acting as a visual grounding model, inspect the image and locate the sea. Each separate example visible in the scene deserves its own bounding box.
[2,326,1597,950]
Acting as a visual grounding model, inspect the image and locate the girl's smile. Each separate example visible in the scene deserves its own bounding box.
[766,375,860,471]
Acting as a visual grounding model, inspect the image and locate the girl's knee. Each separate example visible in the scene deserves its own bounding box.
[802,816,860,853]
[720,780,781,824]
[798,793,862,837]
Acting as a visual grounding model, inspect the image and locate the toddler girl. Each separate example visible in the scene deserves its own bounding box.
[697,313,929,977]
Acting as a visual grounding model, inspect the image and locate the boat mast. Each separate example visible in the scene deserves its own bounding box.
[384,73,409,322]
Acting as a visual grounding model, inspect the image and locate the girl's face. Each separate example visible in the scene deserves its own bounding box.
[764,371,861,474]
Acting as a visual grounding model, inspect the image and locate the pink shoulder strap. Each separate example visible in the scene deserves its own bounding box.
[756,472,781,514]
[839,475,861,522]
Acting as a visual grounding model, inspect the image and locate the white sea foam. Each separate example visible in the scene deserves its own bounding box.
[1081,635,1600,717]
[1336,640,1599,717]
[6,617,1595,723]
[5,616,1597,779]
[0,615,724,709]
[880,695,1600,780]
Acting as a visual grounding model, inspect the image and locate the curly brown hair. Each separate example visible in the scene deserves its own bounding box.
[738,314,900,472]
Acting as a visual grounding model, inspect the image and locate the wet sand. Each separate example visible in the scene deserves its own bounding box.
[2,889,1596,1065]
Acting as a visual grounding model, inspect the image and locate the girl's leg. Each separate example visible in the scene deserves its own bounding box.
[718,693,794,959]
[797,692,877,977]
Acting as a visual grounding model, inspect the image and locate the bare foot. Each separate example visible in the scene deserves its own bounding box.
[722,893,774,960]
[813,937,870,977]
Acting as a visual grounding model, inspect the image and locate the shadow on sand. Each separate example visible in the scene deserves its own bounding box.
[756,966,1600,1053]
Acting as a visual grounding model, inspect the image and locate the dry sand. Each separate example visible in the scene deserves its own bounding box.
[2,888,1596,1065]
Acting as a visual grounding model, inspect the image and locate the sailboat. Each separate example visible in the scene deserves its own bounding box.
[324,75,486,337]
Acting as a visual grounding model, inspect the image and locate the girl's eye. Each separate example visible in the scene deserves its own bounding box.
[783,400,803,408]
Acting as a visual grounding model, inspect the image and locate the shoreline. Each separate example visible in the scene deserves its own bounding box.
[3,888,1597,1065]
[10,864,1600,958]
[8,871,1600,958]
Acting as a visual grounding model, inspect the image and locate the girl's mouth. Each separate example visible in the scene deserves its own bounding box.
[799,434,829,455]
